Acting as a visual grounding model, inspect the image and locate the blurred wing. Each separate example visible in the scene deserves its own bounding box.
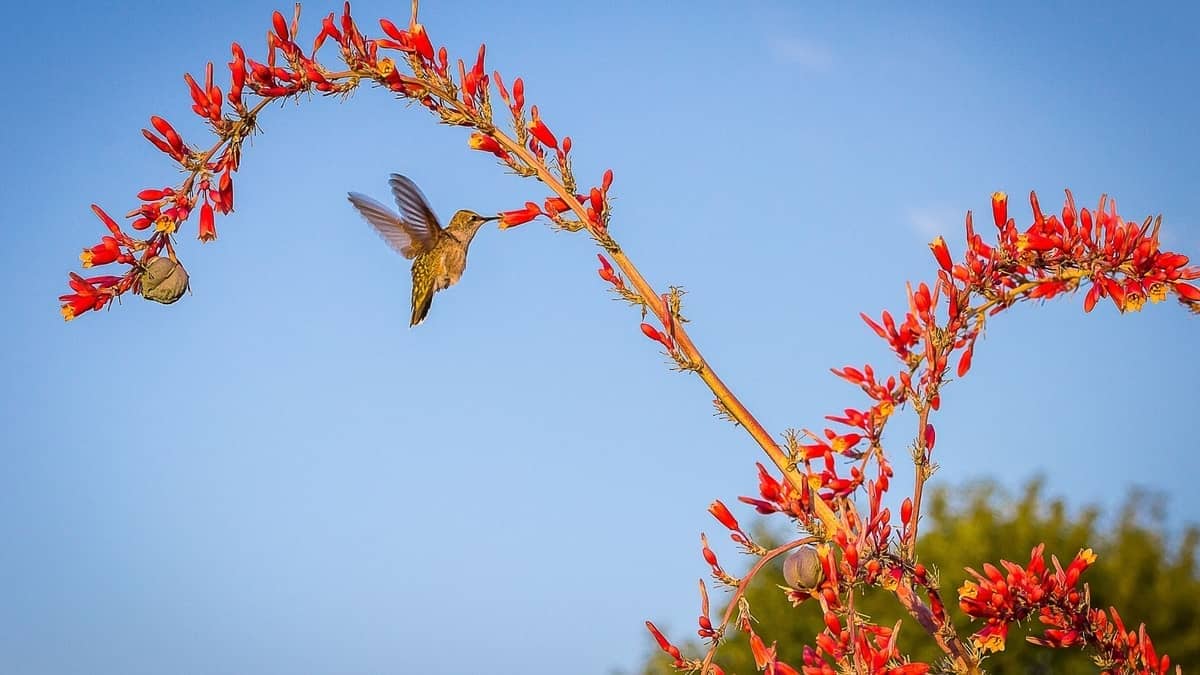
[388,174,443,240]
[347,192,427,259]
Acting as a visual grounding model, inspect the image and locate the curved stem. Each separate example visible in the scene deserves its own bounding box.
[486,125,804,492]
[699,537,815,675]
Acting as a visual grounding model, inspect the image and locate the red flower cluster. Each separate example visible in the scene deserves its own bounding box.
[646,190,1193,675]
[59,273,128,321]
[798,617,929,675]
[966,191,1200,314]
[959,545,1173,673]
[61,2,618,320]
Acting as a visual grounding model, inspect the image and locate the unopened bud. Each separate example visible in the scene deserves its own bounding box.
[140,256,189,304]
[782,545,823,590]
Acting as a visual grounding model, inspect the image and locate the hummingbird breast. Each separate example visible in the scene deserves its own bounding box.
[434,238,468,290]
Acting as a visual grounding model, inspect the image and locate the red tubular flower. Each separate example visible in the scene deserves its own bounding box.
[1174,282,1200,302]
[469,44,487,95]
[90,204,125,238]
[59,292,106,321]
[1063,548,1096,587]
[929,235,953,272]
[543,197,569,215]
[143,115,187,161]
[217,169,234,214]
[640,322,675,352]
[750,631,775,669]
[1028,190,1045,225]
[1083,282,1102,312]
[136,188,171,202]
[150,117,181,150]
[59,273,117,321]
[410,22,434,61]
[756,462,783,502]
[700,534,720,568]
[644,621,683,665]
[378,18,413,51]
[596,254,622,288]
[707,500,740,532]
[141,130,174,158]
[312,12,338,53]
[228,42,247,106]
[1101,276,1126,311]
[588,187,603,214]
[956,346,973,377]
[527,107,558,149]
[512,77,525,111]
[80,236,121,268]
[991,191,1008,228]
[911,282,931,315]
[468,132,509,160]
[184,72,208,116]
[271,10,290,41]
[198,202,216,242]
[492,71,510,105]
[1156,252,1190,269]
[498,202,541,229]
[830,365,866,385]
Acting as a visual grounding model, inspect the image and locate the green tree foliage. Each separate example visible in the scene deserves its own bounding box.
[635,478,1199,674]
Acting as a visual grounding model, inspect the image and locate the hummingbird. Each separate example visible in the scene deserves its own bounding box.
[347,174,497,327]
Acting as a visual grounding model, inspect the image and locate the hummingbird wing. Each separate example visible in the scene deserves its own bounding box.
[388,174,444,239]
[346,192,429,259]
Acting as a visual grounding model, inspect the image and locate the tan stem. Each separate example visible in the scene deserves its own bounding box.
[905,404,932,560]
[486,126,807,493]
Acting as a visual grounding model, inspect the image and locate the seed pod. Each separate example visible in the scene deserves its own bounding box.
[140,256,190,304]
[782,545,823,591]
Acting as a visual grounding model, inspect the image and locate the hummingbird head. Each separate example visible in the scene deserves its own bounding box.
[447,209,499,242]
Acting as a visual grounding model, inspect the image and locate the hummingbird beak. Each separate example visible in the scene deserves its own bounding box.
[479,215,500,222]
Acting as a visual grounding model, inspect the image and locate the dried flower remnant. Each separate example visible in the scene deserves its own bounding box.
[140,257,190,305]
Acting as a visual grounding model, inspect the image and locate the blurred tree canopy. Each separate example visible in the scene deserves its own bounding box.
[633,478,1199,674]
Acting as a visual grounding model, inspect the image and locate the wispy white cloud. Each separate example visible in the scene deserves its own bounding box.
[906,206,962,240]
[768,37,833,73]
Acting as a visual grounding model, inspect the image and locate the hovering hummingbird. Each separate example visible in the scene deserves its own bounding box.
[347,174,497,327]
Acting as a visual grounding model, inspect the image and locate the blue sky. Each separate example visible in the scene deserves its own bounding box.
[2,2,1197,673]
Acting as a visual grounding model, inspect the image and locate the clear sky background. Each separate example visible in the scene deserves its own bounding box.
[2,2,1197,673]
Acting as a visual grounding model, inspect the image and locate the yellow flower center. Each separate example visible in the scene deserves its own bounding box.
[1122,292,1146,313]
[1148,282,1168,303]
[974,631,1007,654]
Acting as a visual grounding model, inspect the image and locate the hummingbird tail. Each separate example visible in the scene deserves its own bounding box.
[411,291,433,327]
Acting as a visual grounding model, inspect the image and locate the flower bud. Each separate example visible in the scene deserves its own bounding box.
[140,256,190,304]
[782,545,824,590]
